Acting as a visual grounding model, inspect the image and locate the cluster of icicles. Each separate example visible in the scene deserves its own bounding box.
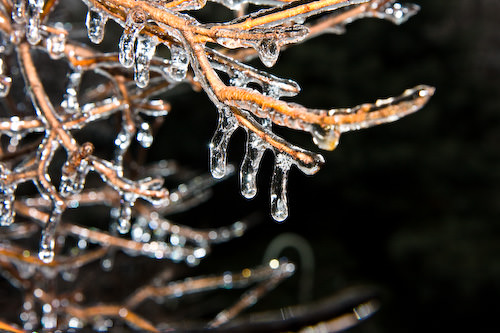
[0,0,432,266]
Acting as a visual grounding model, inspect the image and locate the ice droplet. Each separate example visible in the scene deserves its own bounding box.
[257,39,280,67]
[209,107,239,179]
[311,124,341,151]
[117,193,136,234]
[137,122,153,148]
[46,33,66,60]
[134,35,157,88]
[119,7,147,68]
[270,154,291,222]
[380,2,420,25]
[39,204,63,263]
[86,8,108,44]
[168,44,189,82]
[12,0,25,24]
[62,71,82,114]
[25,0,44,45]
[0,164,16,226]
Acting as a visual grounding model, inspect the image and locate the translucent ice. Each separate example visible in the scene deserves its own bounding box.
[119,8,147,68]
[134,35,157,88]
[270,153,291,222]
[86,8,108,44]
[209,107,239,179]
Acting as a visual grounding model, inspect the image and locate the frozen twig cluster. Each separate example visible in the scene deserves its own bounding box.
[0,0,432,331]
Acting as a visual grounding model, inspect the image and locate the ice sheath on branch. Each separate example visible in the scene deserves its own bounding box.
[0,0,433,331]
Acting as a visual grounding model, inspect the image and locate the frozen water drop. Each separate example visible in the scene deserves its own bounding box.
[39,204,63,263]
[46,33,66,60]
[311,124,341,151]
[270,154,291,222]
[134,35,157,88]
[62,71,82,114]
[86,8,108,44]
[137,122,153,148]
[257,39,280,67]
[209,107,238,179]
[0,75,12,98]
[116,194,136,234]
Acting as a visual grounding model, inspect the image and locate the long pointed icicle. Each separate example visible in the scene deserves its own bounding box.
[270,153,292,222]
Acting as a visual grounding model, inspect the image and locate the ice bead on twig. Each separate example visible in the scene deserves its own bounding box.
[0,164,16,226]
[119,7,147,68]
[311,124,341,151]
[86,8,108,44]
[257,39,280,67]
[25,0,44,45]
[134,35,157,88]
[270,153,292,222]
[209,107,239,179]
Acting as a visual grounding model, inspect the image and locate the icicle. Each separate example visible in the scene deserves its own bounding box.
[25,0,44,45]
[46,33,66,60]
[0,58,12,97]
[137,121,154,148]
[167,44,189,82]
[270,153,292,222]
[60,143,93,197]
[119,7,147,68]
[209,107,239,179]
[240,130,267,199]
[0,164,15,226]
[12,0,25,24]
[257,39,280,67]
[86,8,108,44]
[61,71,82,114]
[39,203,63,263]
[116,193,136,234]
[311,124,341,151]
[134,35,157,88]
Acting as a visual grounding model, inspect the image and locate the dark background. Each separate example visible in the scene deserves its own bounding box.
[166,1,500,332]
[2,0,499,332]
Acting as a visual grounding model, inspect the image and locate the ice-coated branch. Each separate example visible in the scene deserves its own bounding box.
[0,0,433,330]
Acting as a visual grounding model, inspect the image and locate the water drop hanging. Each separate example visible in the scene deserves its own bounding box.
[209,107,239,179]
[86,8,108,44]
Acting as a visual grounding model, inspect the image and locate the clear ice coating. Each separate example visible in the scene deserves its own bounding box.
[0,164,15,226]
[86,8,108,44]
[209,107,239,179]
[134,35,157,88]
[167,44,189,82]
[119,7,147,68]
[25,0,44,45]
[270,153,292,222]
